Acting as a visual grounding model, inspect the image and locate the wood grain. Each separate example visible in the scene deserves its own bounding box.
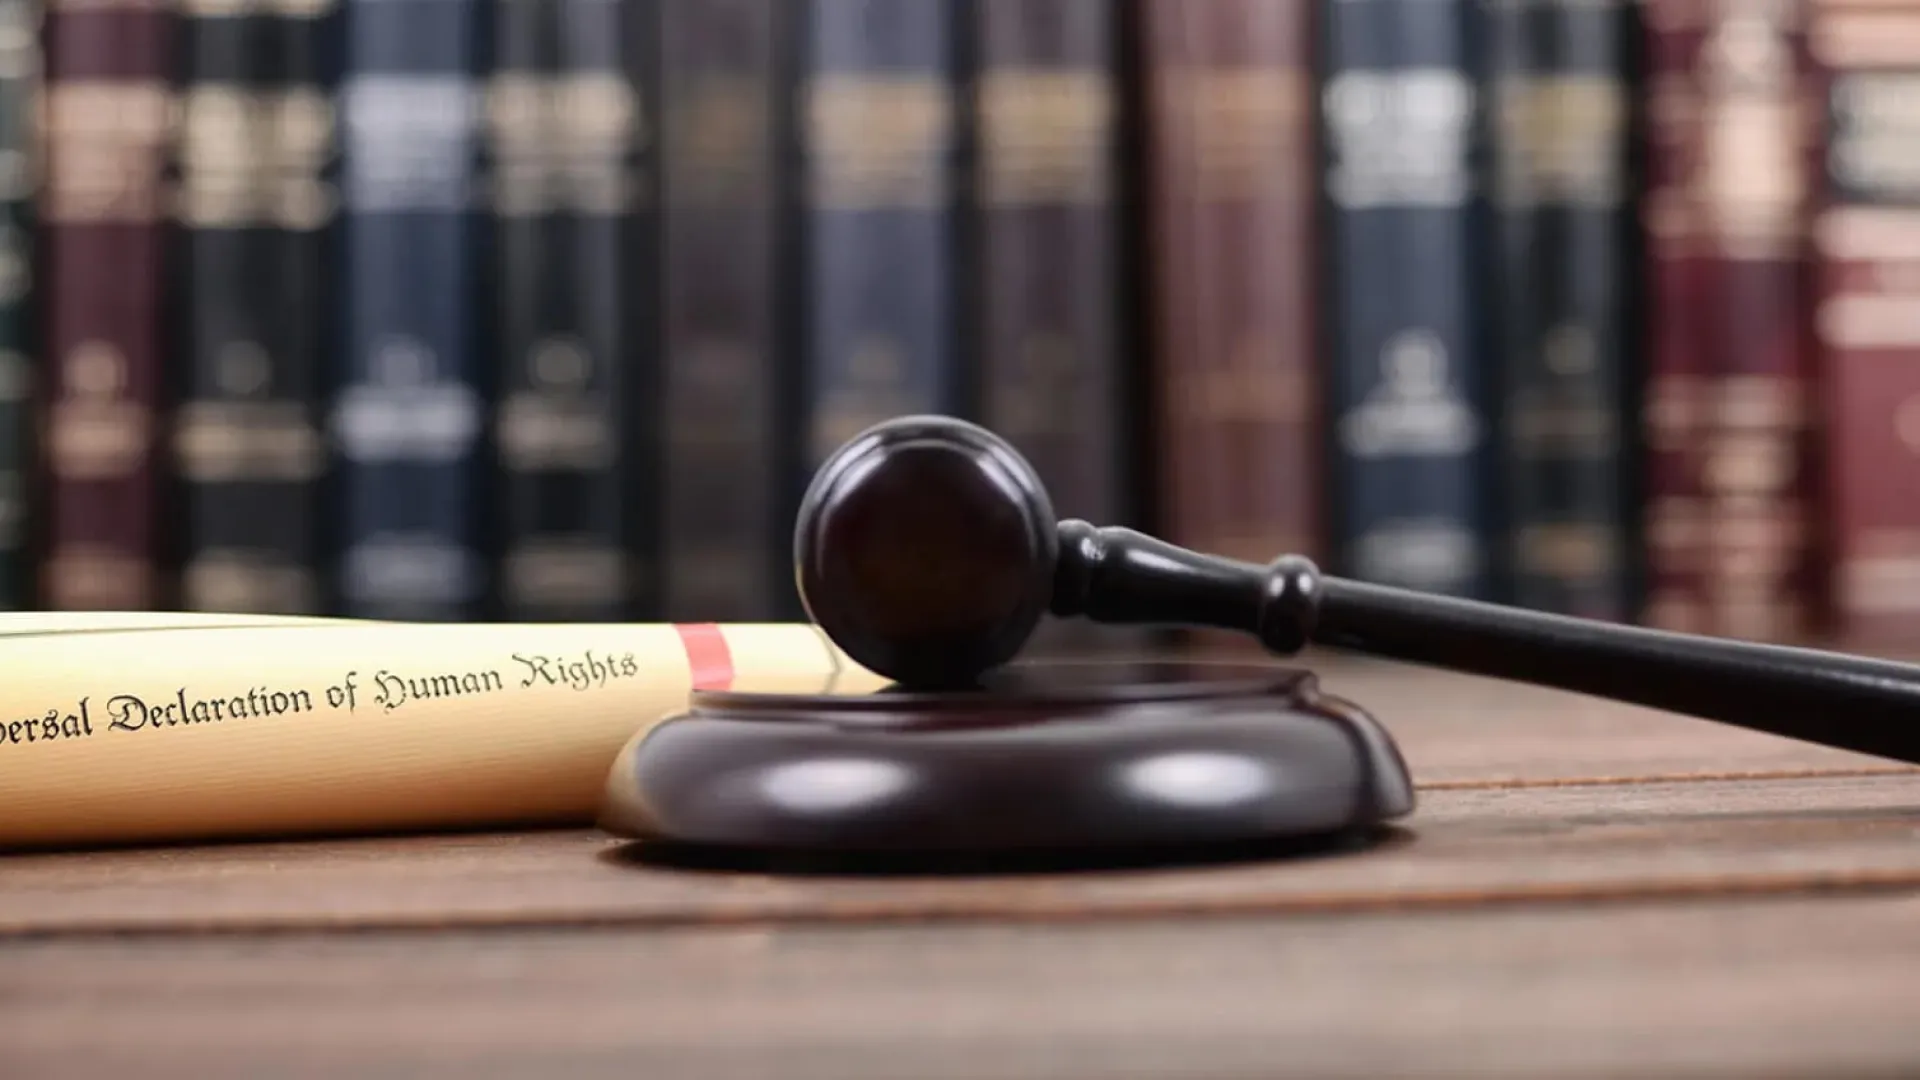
[6,893,1920,1079]
[4,774,1918,935]
[10,653,1920,1076]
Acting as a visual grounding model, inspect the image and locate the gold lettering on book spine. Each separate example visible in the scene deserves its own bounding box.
[167,17,336,516]
[497,337,616,472]
[44,547,152,610]
[806,76,951,209]
[1694,4,1814,260]
[1517,523,1619,581]
[485,72,543,216]
[174,342,325,484]
[1700,369,1810,640]
[176,85,247,226]
[183,551,319,614]
[1642,67,1704,250]
[268,88,339,230]
[1644,372,1701,454]
[48,341,148,481]
[1167,67,1306,203]
[1492,75,1625,208]
[1509,326,1619,459]
[977,69,1112,206]
[175,86,337,229]
[557,72,644,213]
[486,71,642,217]
[39,81,174,223]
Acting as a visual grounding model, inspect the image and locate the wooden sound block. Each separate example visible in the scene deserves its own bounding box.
[598,661,1415,864]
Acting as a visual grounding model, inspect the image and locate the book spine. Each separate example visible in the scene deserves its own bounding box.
[974,0,1124,522]
[799,0,964,467]
[1322,0,1490,599]
[0,0,33,607]
[484,0,652,621]
[1695,0,1819,641]
[38,0,173,611]
[272,0,342,600]
[657,0,789,621]
[972,0,1127,654]
[172,0,336,614]
[1485,0,1633,618]
[1813,0,1920,641]
[330,0,486,620]
[1638,0,1710,631]
[1139,0,1318,569]
[0,619,885,849]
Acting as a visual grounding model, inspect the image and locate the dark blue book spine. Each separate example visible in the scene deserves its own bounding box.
[330,0,486,619]
[799,0,963,466]
[1321,0,1490,598]
[1483,0,1631,618]
[483,0,653,621]
[172,0,337,615]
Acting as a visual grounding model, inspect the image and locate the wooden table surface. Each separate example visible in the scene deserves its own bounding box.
[7,651,1920,1078]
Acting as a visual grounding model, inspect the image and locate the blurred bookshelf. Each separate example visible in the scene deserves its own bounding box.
[1,0,1910,651]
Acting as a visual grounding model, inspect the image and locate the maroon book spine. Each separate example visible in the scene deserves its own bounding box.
[37,0,174,610]
[972,0,1127,654]
[1639,0,1712,633]
[1813,0,1920,642]
[1693,0,1820,642]
[1137,0,1318,567]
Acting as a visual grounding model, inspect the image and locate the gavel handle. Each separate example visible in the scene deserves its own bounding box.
[1314,577,1920,765]
[1052,521,1920,765]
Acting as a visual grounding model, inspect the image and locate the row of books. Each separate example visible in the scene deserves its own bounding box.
[2,0,1914,647]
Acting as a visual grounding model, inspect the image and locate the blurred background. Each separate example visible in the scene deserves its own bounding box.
[6,0,1908,649]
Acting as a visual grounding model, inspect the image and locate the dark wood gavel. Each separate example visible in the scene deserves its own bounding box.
[793,414,1920,766]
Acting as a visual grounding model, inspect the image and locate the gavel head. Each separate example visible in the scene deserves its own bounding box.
[794,415,1058,688]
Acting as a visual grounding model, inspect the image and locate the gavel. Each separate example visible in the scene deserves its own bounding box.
[600,414,1920,862]
[794,414,1920,766]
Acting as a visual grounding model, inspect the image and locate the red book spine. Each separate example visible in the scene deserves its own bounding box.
[1137,0,1318,567]
[37,0,173,609]
[1693,1,1820,642]
[1639,0,1713,633]
[1813,0,1920,642]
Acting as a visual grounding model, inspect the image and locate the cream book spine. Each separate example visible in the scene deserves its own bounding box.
[0,618,884,849]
